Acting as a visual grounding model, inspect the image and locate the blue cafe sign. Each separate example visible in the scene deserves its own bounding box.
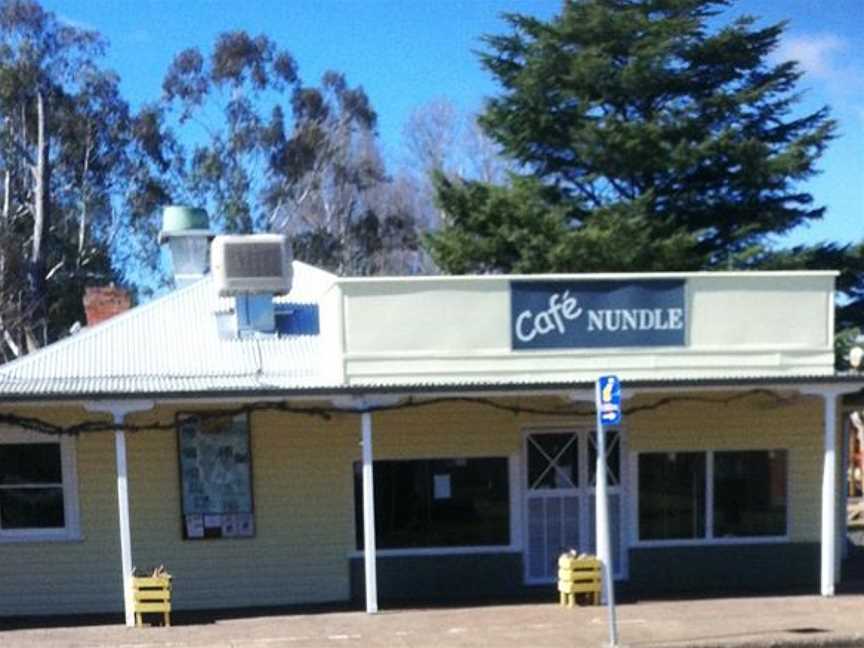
[510,280,686,350]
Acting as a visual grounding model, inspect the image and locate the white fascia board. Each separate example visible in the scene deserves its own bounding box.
[84,400,155,420]
[624,382,864,398]
[335,269,840,286]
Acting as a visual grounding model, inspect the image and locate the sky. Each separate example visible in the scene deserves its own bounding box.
[42,0,863,250]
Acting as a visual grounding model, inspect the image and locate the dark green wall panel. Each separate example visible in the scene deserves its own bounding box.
[628,543,820,594]
[350,544,821,605]
[350,553,527,603]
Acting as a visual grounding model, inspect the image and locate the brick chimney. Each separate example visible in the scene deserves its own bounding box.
[83,285,131,327]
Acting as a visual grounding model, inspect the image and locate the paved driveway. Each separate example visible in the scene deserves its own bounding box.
[2,594,864,647]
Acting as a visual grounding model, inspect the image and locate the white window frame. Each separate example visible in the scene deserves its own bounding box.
[348,453,522,558]
[631,448,790,548]
[0,429,81,543]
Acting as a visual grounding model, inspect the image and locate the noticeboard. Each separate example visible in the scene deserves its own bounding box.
[177,413,254,539]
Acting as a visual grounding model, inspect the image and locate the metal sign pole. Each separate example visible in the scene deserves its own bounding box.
[595,378,619,647]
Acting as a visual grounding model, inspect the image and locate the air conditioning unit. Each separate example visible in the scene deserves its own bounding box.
[211,234,293,296]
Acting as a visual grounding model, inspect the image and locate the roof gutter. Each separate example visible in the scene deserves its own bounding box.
[0,374,863,405]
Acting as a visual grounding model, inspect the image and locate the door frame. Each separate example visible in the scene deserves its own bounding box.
[521,425,630,584]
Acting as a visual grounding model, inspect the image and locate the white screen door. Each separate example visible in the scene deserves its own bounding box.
[524,428,624,584]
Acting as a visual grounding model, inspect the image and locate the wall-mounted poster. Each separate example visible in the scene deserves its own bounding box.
[177,413,254,539]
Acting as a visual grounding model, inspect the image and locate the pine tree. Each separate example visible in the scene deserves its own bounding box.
[424,0,863,363]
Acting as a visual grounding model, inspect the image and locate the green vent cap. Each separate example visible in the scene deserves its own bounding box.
[159,206,210,244]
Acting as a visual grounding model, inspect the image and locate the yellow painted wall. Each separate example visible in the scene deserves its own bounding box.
[372,401,525,459]
[124,406,359,610]
[0,391,830,616]
[0,406,121,615]
[0,404,362,615]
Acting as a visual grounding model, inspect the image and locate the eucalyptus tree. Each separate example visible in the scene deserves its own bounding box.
[403,97,512,185]
[265,70,425,275]
[0,0,122,356]
[162,32,421,275]
[0,0,173,358]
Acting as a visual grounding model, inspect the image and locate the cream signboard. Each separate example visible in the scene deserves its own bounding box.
[510,280,686,350]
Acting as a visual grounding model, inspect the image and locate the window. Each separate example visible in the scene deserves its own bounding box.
[714,450,787,538]
[589,429,621,486]
[639,452,706,541]
[527,433,578,489]
[0,431,79,541]
[354,457,510,549]
[178,414,254,539]
[638,449,788,543]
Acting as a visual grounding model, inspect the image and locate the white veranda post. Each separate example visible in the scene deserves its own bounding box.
[361,410,378,613]
[820,390,838,597]
[84,400,153,627]
[114,425,134,626]
[808,385,860,597]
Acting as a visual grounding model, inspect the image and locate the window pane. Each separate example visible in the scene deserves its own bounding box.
[714,450,787,537]
[527,498,546,579]
[0,487,65,528]
[639,452,706,540]
[355,457,510,549]
[0,444,62,485]
[527,433,578,489]
[589,430,621,486]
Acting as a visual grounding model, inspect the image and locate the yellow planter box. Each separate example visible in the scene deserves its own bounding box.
[557,553,601,607]
[132,575,172,627]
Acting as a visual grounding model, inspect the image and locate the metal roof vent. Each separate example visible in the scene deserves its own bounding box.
[211,234,293,297]
[159,206,212,289]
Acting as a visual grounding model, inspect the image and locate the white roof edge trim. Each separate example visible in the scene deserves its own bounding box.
[290,260,338,282]
[334,269,840,284]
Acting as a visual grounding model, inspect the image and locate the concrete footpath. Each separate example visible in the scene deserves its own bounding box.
[1,593,863,648]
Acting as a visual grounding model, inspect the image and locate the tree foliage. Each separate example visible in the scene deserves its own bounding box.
[399,98,515,272]
[160,33,421,275]
[0,6,429,365]
[425,0,863,362]
[0,0,189,358]
[0,1,146,357]
[403,97,512,185]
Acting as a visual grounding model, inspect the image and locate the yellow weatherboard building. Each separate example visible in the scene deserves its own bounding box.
[0,214,859,623]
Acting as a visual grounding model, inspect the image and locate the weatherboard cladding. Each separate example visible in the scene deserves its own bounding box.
[0,393,828,614]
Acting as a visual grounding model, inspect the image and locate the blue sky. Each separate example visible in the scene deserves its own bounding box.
[44,0,862,249]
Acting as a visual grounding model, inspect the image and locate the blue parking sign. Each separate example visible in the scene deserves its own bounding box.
[597,375,621,426]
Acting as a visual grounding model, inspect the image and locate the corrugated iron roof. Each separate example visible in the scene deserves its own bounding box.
[0,262,339,398]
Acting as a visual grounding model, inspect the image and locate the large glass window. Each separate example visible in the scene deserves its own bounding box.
[0,443,64,529]
[714,450,787,538]
[0,433,79,540]
[638,449,788,542]
[354,457,510,549]
[639,452,706,541]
